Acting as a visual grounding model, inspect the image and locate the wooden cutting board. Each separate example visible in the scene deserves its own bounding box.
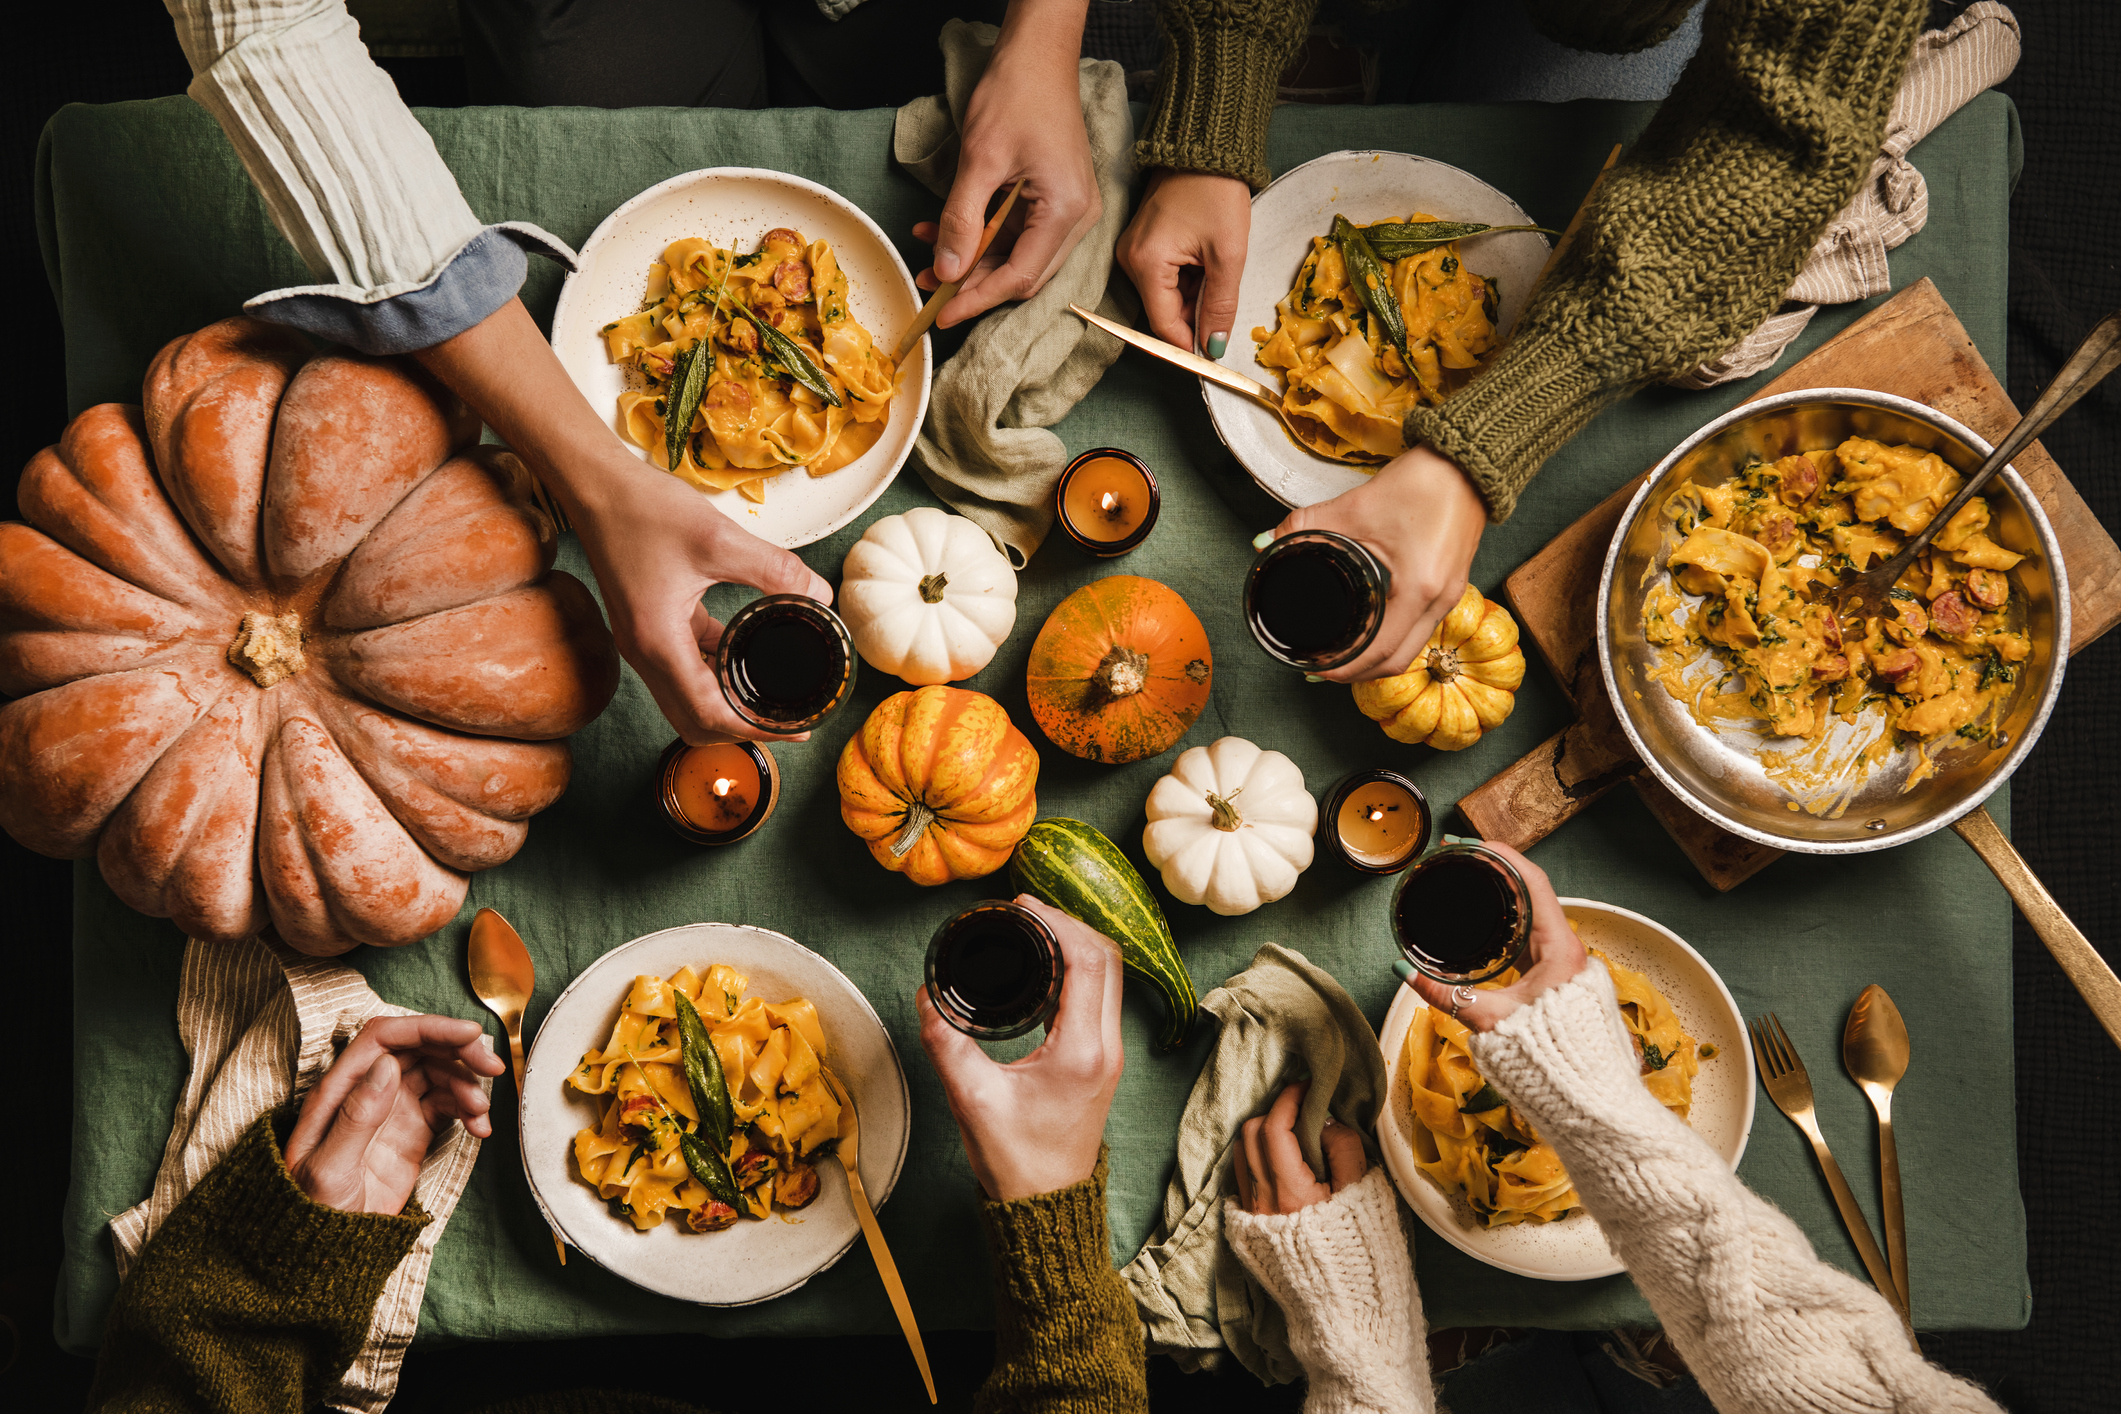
[1456,279,2121,889]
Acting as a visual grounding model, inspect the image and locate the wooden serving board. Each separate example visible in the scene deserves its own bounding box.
[1457,279,2121,889]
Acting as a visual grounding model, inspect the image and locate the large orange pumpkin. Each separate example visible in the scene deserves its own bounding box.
[0,318,619,954]
[1025,576,1211,764]
[837,685,1039,886]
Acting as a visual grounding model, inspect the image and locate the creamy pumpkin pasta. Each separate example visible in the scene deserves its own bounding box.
[1403,950,1698,1227]
[1643,438,2030,799]
[1252,213,1501,463]
[569,962,841,1232]
[601,228,895,502]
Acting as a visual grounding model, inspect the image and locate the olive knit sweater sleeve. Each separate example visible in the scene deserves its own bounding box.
[1410,0,1930,519]
[1134,0,1323,190]
[86,1113,427,1414]
[974,1154,1149,1414]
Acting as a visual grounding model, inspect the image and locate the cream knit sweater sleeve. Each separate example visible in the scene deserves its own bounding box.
[1222,1168,1433,1414]
[1468,964,2004,1414]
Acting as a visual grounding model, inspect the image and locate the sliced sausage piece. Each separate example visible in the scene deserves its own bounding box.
[772,259,811,303]
[1812,653,1850,682]
[719,318,759,354]
[686,1199,740,1233]
[1872,647,1920,683]
[1966,568,2010,608]
[762,227,804,250]
[1760,514,1797,553]
[1929,590,1979,639]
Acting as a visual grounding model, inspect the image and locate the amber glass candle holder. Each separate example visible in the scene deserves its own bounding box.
[1054,447,1160,557]
[715,594,858,733]
[924,900,1066,1041]
[658,736,780,845]
[1320,770,1432,874]
[1391,840,1532,985]
[1243,529,1390,672]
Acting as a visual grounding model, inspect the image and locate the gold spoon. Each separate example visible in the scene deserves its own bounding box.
[820,1065,934,1404]
[1842,984,1911,1315]
[467,906,568,1264]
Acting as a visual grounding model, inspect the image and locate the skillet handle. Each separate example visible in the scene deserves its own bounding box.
[1952,806,2121,1052]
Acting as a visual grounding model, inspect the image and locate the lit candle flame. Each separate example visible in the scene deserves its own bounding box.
[713,776,735,798]
[1367,805,1386,824]
[1099,490,1122,515]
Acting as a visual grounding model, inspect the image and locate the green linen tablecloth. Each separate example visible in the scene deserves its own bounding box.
[42,92,2029,1354]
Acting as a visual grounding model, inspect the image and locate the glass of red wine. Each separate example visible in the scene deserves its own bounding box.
[715,594,857,733]
[1243,529,1390,672]
[1391,840,1533,985]
[925,901,1066,1041]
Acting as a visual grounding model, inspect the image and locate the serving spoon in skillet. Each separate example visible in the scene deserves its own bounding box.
[1837,309,2120,620]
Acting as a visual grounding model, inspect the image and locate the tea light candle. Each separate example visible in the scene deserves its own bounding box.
[1319,770,1431,874]
[658,736,780,845]
[1055,448,1160,556]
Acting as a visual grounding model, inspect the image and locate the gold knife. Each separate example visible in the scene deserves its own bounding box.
[821,1066,934,1403]
[1067,302,1289,419]
[896,179,1025,363]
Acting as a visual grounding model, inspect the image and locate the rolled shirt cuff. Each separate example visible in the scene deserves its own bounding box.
[244,221,579,355]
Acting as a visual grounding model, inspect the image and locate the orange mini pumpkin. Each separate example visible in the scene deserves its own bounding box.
[837,685,1039,886]
[0,318,619,954]
[1024,576,1211,764]
[1351,584,1524,750]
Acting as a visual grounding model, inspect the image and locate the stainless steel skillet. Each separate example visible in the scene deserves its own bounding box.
[1597,388,2121,1049]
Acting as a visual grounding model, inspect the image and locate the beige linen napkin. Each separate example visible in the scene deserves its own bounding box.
[109,934,488,1414]
[1119,944,1391,1384]
[1672,1,2021,388]
[894,20,1137,567]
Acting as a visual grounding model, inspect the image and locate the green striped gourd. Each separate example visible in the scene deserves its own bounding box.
[1008,817,1198,1050]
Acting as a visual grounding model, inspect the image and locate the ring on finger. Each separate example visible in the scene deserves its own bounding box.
[1448,985,1477,1018]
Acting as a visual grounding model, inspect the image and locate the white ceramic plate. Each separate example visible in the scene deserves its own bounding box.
[550,168,932,548]
[1376,898,1755,1280]
[1207,150,1551,509]
[521,922,910,1306]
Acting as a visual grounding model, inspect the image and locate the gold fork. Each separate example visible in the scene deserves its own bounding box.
[1749,1013,1909,1326]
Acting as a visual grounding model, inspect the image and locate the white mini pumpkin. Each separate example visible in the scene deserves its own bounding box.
[1143,736,1317,916]
[840,506,1018,685]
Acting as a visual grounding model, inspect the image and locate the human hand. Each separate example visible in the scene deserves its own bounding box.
[1116,169,1254,355]
[1272,444,1490,682]
[284,1014,506,1215]
[1231,1080,1367,1215]
[912,3,1100,327]
[1397,841,1590,1031]
[567,449,833,744]
[917,896,1125,1200]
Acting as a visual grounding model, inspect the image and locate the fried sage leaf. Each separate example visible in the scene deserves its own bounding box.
[664,339,711,475]
[675,991,736,1148]
[737,302,843,408]
[678,1130,744,1209]
[1362,220,1555,262]
[1331,215,1413,373]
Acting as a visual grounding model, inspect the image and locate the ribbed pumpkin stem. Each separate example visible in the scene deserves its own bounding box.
[1206,789,1244,832]
[1091,645,1150,701]
[919,572,949,604]
[891,800,938,857]
[1426,644,1463,685]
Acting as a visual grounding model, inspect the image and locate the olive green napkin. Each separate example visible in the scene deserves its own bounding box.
[1118,944,1390,1384]
[892,19,1138,567]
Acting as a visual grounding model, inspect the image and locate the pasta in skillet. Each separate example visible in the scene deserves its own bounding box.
[569,962,842,1232]
[1403,949,1699,1227]
[1252,213,1501,464]
[601,228,896,503]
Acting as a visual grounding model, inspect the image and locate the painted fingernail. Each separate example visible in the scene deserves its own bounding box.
[1304,674,1326,683]
[1443,833,1473,846]
[1252,530,1276,551]
[1392,959,1418,985]
[1206,331,1228,359]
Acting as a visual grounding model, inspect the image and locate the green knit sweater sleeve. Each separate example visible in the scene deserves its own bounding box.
[974,1154,1147,1414]
[86,1113,427,1414]
[1410,0,1929,520]
[1134,0,1321,190]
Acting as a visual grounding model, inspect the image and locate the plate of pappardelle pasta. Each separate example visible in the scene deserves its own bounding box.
[1376,899,1754,1280]
[521,922,909,1305]
[550,168,932,549]
[1205,150,1553,510]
